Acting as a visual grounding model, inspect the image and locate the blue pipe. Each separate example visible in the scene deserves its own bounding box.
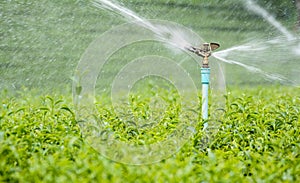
[201,68,210,128]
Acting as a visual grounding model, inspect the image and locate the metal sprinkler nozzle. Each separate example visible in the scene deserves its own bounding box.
[186,43,220,68]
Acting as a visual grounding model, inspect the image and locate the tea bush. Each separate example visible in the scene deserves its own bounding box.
[0,86,299,182]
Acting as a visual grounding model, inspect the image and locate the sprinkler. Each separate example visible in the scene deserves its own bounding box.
[186,43,220,127]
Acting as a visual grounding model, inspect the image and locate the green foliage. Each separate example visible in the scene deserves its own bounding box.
[94,87,186,145]
[0,86,300,182]
[1,0,299,182]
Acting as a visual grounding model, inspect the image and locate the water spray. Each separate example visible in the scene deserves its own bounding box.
[186,43,220,126]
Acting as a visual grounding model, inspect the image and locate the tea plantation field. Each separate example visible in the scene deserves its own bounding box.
[1,0,299,182]
[1,86,300,182]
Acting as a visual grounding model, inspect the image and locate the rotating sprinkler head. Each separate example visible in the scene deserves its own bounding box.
[185,42,220,123]
[186,43,220,68]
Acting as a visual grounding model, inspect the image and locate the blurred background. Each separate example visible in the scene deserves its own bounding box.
[0,0,299,94]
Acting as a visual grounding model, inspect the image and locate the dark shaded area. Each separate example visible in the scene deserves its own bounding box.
[0,63,18,69]
[195,25,266,33]
[297,0,300,28]
[133,1,256,19]
[258,0,297,19]
[134,1,235,11]
[132,0,296,21]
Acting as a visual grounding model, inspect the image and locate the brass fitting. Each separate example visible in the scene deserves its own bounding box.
[186,42,220,68]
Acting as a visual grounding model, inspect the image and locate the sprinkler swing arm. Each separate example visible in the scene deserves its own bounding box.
[185,43,220,126]
[186,42,220,68]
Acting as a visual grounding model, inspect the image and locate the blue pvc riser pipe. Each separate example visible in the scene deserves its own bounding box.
[201,68,210,84]
[201,68,210,122]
